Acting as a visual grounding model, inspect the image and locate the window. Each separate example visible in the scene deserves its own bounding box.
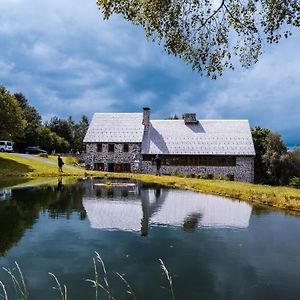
[123,144,129,152]
[123,163,131,172]
[108,144,115,152]
[97,144,102,152]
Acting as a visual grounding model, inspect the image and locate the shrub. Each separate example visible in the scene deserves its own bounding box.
[197,173,210,179]
[172,169,184,177]
[289,177,300,189]
[213,173,228,181]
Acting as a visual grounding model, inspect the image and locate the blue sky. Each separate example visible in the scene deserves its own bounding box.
[0,0,299,146]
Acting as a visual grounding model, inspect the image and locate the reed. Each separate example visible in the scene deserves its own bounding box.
[2,262,29,300]
[0,254,175,300]
[49,273,68,300]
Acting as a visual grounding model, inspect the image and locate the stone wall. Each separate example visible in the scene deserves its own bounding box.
[85,143,142,172]
[85,143,254,182]
[139,156,254,182]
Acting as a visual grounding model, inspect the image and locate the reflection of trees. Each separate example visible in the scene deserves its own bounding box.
[0,200,38,256]
[0,181,87,256]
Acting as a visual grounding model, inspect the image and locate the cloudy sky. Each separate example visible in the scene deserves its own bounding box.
[0,0,299,146]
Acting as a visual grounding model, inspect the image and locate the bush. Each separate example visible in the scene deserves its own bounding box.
[289,177,300,189]
[197,173,210,179]
[213,173,228,181]
[172,169,184,177]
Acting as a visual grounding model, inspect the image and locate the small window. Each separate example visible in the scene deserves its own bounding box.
[123,144,129,152]
[108,144,114,152]
[97,144,102,152]
[123,163,131,172]
[0,142,5,146]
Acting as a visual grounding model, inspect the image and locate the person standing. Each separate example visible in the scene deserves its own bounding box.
[154,154,162,176]
[58,154,64,172]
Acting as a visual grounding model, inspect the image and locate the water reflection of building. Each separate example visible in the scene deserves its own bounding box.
[83,186,252,235]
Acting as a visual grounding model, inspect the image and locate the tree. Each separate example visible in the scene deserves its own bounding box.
[36,126,69,153]
[72,115,89,152]
[0,86,26,140]
[97,0,300,78]
[263,132,290,185]
[46,115,89,152]
[167,114,179,120]
[14,93,42,149]
[289,148,300,176]
[252,126,295,185]
[251,126,270,183]
[46,116,73,145]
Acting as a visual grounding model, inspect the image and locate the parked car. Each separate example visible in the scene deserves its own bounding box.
[0,141,13,152]
[25,146,48,154]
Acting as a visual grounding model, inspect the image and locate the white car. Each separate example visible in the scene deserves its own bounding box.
[0,141,13,152]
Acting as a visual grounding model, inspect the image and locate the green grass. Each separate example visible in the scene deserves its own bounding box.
[42,155,82,168]
[93,172,300,213]
[1,153,300,213]
[0,153,87,177]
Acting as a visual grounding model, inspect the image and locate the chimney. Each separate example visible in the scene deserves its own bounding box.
[142,107,150,130]
[183,113,198,124]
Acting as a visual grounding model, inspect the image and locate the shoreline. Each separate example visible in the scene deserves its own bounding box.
[1,153,300,214]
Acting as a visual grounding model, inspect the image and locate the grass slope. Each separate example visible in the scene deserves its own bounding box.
[1,153,300,213]
[0,153,86,177]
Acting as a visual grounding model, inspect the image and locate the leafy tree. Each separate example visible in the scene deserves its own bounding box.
[14,93,42,149]
[46,115,89,152]
[97,0,300,78]
[167,114,179,120]
[251,126,270,183]
[263,132,290,185]
[252,126,296,185]
[36,126,69,153]
[72,115,89,152]
[0,86,26,140]
[46,116,73,145]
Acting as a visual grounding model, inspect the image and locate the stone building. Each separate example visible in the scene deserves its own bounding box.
[83,107,255,182]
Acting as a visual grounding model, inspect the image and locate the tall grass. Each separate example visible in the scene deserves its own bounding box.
[1,261,29,300]
[49,273,68,300]
[0,254,175,300]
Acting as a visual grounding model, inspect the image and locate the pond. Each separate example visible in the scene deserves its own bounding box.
[0,178,300,300]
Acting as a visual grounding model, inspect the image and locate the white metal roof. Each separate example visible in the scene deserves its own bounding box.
[141,120,255,155]
[83,113,144,143]
[84,113,255,155]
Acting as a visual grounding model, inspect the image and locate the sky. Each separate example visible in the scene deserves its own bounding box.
[0,0,299,146]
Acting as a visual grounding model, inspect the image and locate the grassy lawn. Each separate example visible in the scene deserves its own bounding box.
[41,154,82,167]
[0,153,87,177]
[1,153,300,213]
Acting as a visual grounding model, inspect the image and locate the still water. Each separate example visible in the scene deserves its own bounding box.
[0,178,300,300]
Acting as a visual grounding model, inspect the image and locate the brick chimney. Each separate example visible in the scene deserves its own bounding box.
[183,113,198,124]
[142,107,150,130]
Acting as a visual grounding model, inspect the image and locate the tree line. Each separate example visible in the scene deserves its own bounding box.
[0,85,89,153]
